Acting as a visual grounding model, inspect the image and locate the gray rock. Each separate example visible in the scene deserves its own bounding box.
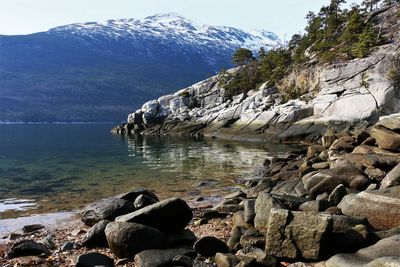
[338,186,400,230]
[7,240,50,259]
[75,252,114,267]
[254,192,285,231]
[270,179,307,197]
[194,236,229,257]
[381,163,400,189]
[82,220,110,248]
[165,228,197,246]
[243,199,256,224]
[227,226,246,249]
[81,198,135,226]
[328,184,347,206]
[116,197,192,232]
[325,234,400,267]
[265,209,332,260]
[105,222,166,259]
[134,248,190,267]
[299,200,331,212]
[240,229,265,249]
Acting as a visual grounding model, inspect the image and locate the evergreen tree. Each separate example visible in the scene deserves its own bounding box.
[258,47,266,58]
[232,48,254,66]
[339,8,364,58]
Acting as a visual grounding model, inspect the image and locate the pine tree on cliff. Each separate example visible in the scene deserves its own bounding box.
[232,48,254,66]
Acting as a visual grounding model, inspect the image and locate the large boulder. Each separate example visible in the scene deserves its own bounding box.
[81,198,135,226]
[115,198,192,232]
[338,186,400,230]
[325,234,400,267]
[105,222,167,259]
[380,163,400,189]
[254,193,286,231]
[370,125,400,152]
[265,209,332,260]
[302,165,370,198]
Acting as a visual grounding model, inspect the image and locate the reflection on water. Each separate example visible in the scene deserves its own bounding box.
[0,124,300,219]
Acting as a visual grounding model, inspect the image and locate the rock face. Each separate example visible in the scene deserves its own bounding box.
[104,222,167,259]
[325,234,400,267]
[115,198,192,232]
[81,198,135,226]
[265,209,332,260]
[338,186,400,230]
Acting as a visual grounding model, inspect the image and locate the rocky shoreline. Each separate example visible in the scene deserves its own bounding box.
[2,113,400,266]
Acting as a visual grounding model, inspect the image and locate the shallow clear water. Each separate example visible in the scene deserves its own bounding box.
[0,124,299,219]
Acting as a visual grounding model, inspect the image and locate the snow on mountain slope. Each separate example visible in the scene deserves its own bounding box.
[49,13,281,52]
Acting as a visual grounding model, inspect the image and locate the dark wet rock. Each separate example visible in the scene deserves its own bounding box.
[325,234,400,267]
[265,209,332,260]
[133,194,158,210]
[81,198,135,226]
[239,229,265,249]
[381,163,400,189]
[119,188,159,203]
[41,234,56,249]
[302,165,370,199]
[172,255,194,267]
[299,200,331,212]
[22,224,45,233]
[338,186,400,230]
[61,242,74,251]
[165,228,197,246]
[227,226,246,249]
[270,179,307,197]
[105,221,166,259]
[7,240,50,259]
[75,252,114,267]
[116,197,192,232]
[243,199,256,224]
[194,236,229,257]
[330,224,370,254]
[214,253,241,267]
[328,184,347,206]
[370,125,400,152]
[254,193,285,231]
[134,248,191,267]
[82,220,110,248]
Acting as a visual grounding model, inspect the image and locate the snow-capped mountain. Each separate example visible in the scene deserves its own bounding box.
[0,13,280,122]
[49,13,280,53]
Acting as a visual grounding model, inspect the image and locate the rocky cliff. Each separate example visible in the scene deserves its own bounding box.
[120,5,400,142]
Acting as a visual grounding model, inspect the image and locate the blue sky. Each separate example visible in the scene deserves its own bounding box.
[0,0,362,38]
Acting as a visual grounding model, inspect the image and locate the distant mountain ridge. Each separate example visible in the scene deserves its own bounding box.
[0,13,280,122]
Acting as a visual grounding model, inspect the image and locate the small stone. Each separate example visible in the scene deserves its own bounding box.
[194,236,229,257]
[22,224,45,233]
[75,252,114,267]
[133,194,158,210]
[7,240,50,259]
[194,219,208,226]
[61,242,74,251]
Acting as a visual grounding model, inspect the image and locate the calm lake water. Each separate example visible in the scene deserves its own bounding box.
[0,123,299,220]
